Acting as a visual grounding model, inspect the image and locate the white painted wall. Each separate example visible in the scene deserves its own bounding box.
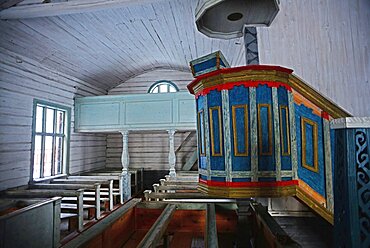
[258,0,370,116]
[106,69,197,171]
[0,48,107,191]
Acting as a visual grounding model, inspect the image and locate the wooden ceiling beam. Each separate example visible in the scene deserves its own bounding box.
[0,0,23,10]
[0,0,164,20]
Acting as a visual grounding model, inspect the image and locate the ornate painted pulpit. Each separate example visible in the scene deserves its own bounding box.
[187,51,351,224]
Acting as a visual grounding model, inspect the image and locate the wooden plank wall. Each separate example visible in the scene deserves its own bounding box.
[0,48,107,191]
[106,69,197,171]
[258,0,370,116]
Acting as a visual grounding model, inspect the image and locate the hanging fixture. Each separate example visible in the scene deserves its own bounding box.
[195,0,280,39]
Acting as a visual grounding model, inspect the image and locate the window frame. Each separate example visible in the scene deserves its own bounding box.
[30,99,71,183]
[148,80,179,93]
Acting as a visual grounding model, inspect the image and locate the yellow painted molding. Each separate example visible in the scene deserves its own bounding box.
[288,74,351,118]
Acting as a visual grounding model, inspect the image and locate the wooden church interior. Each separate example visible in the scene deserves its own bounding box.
[0,0,369,247]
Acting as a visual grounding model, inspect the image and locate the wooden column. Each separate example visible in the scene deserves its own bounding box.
[205,203,219,248]
[168,129,176,178]
[120,130,131,201]
[331,117,370,248]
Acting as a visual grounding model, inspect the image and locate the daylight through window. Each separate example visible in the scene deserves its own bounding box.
[32,100,69,179]
[148,80,179,93]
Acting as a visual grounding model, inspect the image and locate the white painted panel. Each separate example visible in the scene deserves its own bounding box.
[80,102,120,126]
[125,100,173,124]
[178,99,196,123]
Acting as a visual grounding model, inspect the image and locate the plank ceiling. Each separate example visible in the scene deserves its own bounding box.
[0,0,246,91]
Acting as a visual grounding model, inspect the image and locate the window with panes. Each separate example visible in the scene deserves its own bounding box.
[32,100,70,180]
[148,80,179,93]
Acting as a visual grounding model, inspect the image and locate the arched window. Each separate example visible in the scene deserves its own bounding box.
[148,80,179,93]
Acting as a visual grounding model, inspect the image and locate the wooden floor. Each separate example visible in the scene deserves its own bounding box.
[275,216,332,247]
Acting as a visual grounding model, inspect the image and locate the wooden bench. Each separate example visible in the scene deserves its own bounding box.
[60,212,78,231]
[83,168,144,195]
[30,182,104,219]
[4,189,85,232]
[66,175,122,205]
[52,178,115,210]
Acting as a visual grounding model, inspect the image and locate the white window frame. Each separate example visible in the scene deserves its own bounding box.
[148,80,179,93]
[30,99,70,182]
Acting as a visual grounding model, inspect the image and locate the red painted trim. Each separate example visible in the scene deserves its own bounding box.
[198,179,299,188]
[187,65,294,94]
[321,111,330,120]
[194,81,292,99]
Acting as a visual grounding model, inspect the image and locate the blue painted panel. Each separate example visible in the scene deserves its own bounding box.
[235,107,247,153]
[257,85,275,171]
[199,156,207,170]
[304,122,314,166]
[210,107,222,154]
[256,85,273,104]
[229,86,251,171]
[277,87,288,104]
[192,57,217,73]
[200,174,207,181]
[198,110,206,155]
[260,106,271,152]
[281,107,289,152]
[207,90,222,107]
[258,177,276,182]
[211,176,226,182]
[197,95,205,110]
[207,90,224,170]
[278,88,291,170]
[232,178,251,182]
[295,104,325,196]
[282,177,292,181]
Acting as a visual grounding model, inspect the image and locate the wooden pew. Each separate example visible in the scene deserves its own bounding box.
[52,179,115,209]
[82,168,144,195]
[4,189,85,232]
[0,197,62,248]
[160,179,198,187]
[66,175,122,205]
[30,183,102,219]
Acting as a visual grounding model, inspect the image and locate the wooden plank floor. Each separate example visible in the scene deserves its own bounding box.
[121,230,147,248]
[274,216,332,247]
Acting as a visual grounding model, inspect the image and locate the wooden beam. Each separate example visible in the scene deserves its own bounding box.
[205,203,219,248]
[63,198,141,248]
[137,204,176,248]
[0,0,23,10]
[250,202,301,247]
[182,150,198,171]
[0,0,164,19]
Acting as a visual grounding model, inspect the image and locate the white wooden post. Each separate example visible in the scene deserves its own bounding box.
[168,129,176,178]
[120,130,131,201]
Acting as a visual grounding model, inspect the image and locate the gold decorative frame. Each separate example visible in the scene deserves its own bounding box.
[232,104,248,156]
[197,110,205,156]
[279,106,291,156]
[258,104,273,156]
[301,117,319,173]
[209,106,223,156]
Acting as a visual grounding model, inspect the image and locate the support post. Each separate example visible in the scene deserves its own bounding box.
[168,129,176,178]
[76,189,84,232]
[94,183,101,219]
[206,203,219,248]
[331,117,370,248]
[120,130,131,201]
